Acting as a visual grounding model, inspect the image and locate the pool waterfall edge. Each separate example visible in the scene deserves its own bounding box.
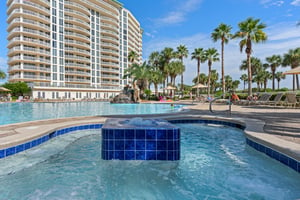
[0,114,299,173]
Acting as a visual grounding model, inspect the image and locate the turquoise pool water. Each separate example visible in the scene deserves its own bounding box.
[0,123,299,199]
[0,102,182,125]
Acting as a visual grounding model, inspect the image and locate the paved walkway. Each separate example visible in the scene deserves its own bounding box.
[182,101,300,144]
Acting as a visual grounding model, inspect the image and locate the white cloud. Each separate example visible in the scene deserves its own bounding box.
[155,0,203,26]
[291,0,300,6]
[260,0,284,7]
[143,22,299,88]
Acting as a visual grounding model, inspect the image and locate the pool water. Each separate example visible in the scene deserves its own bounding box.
[0,102,181,125]
[0,124,299,200]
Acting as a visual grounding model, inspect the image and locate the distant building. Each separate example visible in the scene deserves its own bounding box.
[6,0,142,100]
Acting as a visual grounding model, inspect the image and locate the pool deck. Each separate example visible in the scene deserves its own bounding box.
[0,101,299,162]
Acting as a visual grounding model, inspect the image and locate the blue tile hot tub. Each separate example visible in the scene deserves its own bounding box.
[101,118,180,160]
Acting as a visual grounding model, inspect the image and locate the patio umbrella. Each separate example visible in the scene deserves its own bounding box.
[192,83,208,89]
[0,87,11,92]
[164,85,177,90]
[283,67,300,75]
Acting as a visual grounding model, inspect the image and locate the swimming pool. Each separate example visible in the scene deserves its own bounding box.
[0,123,299,199]
[0,102,182,125]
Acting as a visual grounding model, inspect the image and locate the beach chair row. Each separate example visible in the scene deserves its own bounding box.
[237,92,300,107]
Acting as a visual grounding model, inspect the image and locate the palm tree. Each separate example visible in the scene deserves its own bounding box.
[0,69,6,80]
[240,74,248,91]
[210,69,219,93]
[274,72,286,90]
[123,62,150,94]
[166,60,185,86]
[211,23,232,97]
[193,73,208,85]
[233,17,267,96]
[176,45,189,94]
[160,47,175,88]
[282,48,300,90]
[264,55,282,91]
[128,51,139,63]
[148,51,161,68]
[204,48,220,96]
[191,48,206,97]
[240,57,263,77]
[148,67,164,96]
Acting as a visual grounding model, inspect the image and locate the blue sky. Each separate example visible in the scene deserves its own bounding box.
[1,0,300,88]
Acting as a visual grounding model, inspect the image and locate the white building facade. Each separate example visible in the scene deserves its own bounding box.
[7,0,142,100]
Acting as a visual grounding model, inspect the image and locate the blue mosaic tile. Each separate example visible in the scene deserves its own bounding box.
[24,142,31,150]
[114,130,125,139]
[16,144,24,153]
[146,129,156,139]
[125,151,135,160]
[0,149,5,158]
[6,147,16,156]
[125,129,135,139]
[136,151,146,160]
[125,140,135,150]
[115,141,125,151]
[157,141,167,150]
[115,151,125,160]
[136,141,146,150]
[136,129,145,139]
[279,154,289,165]
[146,141,156,150]
[157,129,167,139]
[157,151,167,160]
[288,158,298,171]
[146,151,156,160]
[167,141,174,150]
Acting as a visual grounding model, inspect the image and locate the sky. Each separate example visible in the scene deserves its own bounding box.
[0,0,299,88]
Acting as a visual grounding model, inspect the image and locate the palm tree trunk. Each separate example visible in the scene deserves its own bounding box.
[296,75,300,90]
[221,41,225,98]
[272,71,275,91]
[293,75,295,91]
[207,65,211,96]
[247,54,252,96]
[197,60,200,97]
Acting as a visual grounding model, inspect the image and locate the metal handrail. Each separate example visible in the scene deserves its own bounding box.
[209,95,232,115]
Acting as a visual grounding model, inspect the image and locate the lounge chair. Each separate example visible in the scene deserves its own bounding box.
[266,93,284,107]
[251,93,272,105]
[283,93,299,108]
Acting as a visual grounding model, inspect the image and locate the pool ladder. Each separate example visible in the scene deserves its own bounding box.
[209,96,232,115]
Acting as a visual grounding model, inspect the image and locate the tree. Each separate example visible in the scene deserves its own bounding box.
[210,69,219,93]
[240,57,263,77]
[176,45,189,94]
[240,74,248,91]
[148,67,164,96]
[0,69,6,80]
[123,62,150,94]
[282,48,300,90]
[274,72,286,90]
[211,23,232,97]
[160,47,175,88]
[128,51,139,63]
[233,17,267,96]
[191,48,206,97]
[165,61,183,86]
[2,82,31,96]
[192,73,208,85]
[264,55,282,91]
[204,48,220,96]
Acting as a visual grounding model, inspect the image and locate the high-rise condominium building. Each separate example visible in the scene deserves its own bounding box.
[7,0,142,100]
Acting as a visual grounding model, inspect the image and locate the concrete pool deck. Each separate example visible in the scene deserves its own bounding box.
[0,101,299,163]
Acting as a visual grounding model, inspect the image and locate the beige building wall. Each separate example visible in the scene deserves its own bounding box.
[6,0,142,100]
